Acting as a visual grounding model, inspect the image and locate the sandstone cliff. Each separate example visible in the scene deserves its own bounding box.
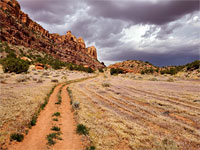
[0,0,105,69]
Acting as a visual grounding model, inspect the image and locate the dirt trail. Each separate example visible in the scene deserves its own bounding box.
[9,84,83,150]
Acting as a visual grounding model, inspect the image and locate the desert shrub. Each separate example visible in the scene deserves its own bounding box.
[16,75,28,82]
[102,83,110,87]
[85,67,94,73]
[167,78,174,82]
[46,132,61,145]
[51,79,58,82]
[67,64,94,73]
[86,146,96,150]
[29,115,38,127]
[150,78,158,81]
[51,126,60,131]
[1,57,29,74]
[52,112,61,117]
[141,68,154,74]
[186,60,200,71]
[37,79,43,83]
[10,133,24,142]
[110,68,124,75]
[72,101,80,109]
[52,118,58,121]
[76,124,89,135]
[98,68,104,72]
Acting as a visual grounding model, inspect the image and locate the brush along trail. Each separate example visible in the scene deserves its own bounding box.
[8,76,97,150]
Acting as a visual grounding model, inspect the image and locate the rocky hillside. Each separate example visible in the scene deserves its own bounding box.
[0,0,105,69]
[108,60,157,73]
[109,60,200,77]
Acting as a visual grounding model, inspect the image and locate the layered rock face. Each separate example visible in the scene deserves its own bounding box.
[0,0,105,69]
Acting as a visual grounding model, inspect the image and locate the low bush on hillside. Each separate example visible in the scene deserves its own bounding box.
[141,68,154,74]
[0,55,29,74]
[67,64,94,73]
[186,60,200,71]
[110,68,124,75]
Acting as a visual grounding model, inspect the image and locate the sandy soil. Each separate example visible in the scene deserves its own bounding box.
[69,74,200,150]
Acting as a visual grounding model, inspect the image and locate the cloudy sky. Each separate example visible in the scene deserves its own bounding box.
[19,0,200,66]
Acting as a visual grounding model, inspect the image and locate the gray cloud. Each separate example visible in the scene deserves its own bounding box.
[87,0,199,25]
[103,43,199,67]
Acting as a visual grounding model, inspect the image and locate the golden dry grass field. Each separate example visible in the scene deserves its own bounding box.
[69,74,200,150]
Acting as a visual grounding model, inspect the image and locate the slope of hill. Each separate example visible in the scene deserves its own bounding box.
[108,60,200,77]
[108,60,157,73]
[0,0,105,69]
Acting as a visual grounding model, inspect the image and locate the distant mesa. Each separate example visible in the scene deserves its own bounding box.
[0,0,105,69]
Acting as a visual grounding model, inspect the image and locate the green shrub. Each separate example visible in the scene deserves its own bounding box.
[52,112,61,117]
[29,115,38,128]
[52,118,58,121]
[51,126,60,131]
[46,132,61,145]
[110,68,124,75]
[1,57,29,74]
[186,60,200,71]
[98,68,104,72]
[86,146,96,150]
[10,133,24,142]
[76,124,89,135]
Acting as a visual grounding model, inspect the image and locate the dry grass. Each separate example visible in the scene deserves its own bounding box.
[0,69,93,149]
[69,75,200,150]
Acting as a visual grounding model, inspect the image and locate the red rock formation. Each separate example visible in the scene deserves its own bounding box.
[87,46,97,59]
[0,0,105,69]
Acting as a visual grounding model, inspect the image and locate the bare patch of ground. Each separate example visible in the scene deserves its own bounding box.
[69,74,200,150]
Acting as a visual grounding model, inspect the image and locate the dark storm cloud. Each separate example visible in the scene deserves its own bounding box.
[19,0,85,24]
[103,43,199,66]
[88,0,199,25]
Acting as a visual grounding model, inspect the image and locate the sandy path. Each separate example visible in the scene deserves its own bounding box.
[9,84,83,150]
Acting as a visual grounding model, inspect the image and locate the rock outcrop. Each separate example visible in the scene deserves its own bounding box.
[0,0,105,69]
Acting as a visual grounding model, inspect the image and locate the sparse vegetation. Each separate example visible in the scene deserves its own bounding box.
[55,87,62,104]
[52,118,58,121]
[46,132,61,146]
[72,101,80,109]
[51,79,58,82]
[1,56,29,74]
[98,68,104,73]
[86,146,96,150]
[67,64,94,73]
[76,124,89,135]
[29,115,38,127]
[51,126,60,131]
[52,112,61,117]
[110,68,124,75]
[10,133,24,142]
[102,83,110,87]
